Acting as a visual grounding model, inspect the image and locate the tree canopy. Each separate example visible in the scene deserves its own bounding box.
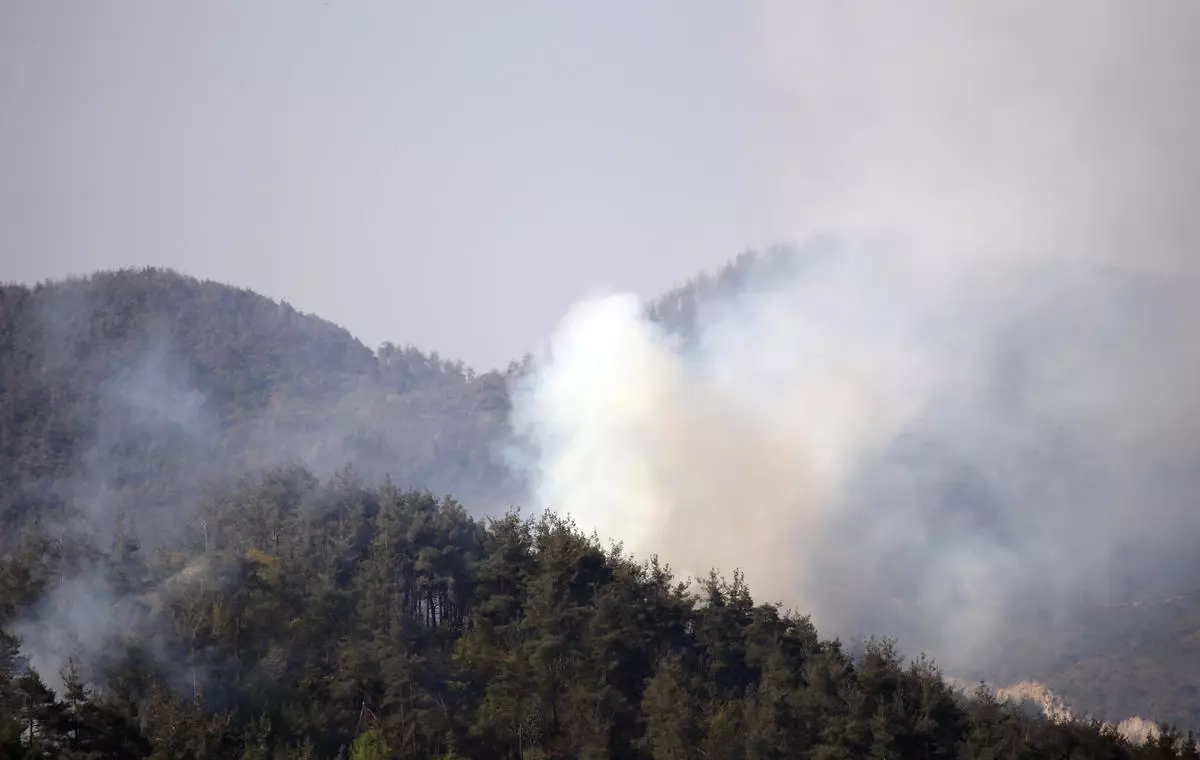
[2,467,1198,759]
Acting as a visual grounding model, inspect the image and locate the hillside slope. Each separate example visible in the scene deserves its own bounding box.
[0,267,516,543]
[3,467,1199,758]
[985,590,1200,733]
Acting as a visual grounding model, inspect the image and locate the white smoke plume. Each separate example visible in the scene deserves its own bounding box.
[509,2,1200,676]
[511,244,942,595]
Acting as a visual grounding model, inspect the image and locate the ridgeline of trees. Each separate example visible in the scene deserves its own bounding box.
[3,467,1199,759]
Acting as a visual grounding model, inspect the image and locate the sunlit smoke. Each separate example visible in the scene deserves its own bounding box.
[509,237,1200,675]
[509,1,1200,673]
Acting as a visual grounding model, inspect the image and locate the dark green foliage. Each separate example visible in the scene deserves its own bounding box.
[0,469,1194,759]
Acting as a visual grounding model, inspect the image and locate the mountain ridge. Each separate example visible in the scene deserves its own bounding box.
[0,266,518,543]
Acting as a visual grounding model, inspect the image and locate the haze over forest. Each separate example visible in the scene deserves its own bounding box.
[4,2,1200,758]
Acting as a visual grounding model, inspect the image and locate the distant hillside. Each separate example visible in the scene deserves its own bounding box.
[0,268,517,543]
[983,589,1200,734]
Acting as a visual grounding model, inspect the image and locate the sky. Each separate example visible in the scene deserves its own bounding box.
[1,2,776,370]
[3,2,1199,370]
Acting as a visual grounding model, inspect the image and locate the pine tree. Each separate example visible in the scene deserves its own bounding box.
[349,727,390,760]
[641,654,699,760]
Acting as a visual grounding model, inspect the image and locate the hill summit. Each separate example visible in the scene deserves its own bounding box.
[0,267,516,543]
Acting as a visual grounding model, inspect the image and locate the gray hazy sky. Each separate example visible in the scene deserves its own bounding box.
[4,2,1199,369]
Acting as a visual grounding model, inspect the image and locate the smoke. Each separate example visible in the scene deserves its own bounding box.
[510,244,940,590]
[11,575,151,695]
[747,1,1200,277]
[509,2,1200,676]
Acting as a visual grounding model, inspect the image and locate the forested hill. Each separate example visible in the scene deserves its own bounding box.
[2,468,1199,759]
[5,258,1200,751]
[0,267,516,542]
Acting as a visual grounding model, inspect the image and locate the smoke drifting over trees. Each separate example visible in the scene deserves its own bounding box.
[4,256,1200,753]
[4,3,1200,755]
[0,269,516,693]
[510,243,1200,684]
[509,0,1200,682]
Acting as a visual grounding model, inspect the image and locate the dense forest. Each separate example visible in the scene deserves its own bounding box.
[3,467,1199,759]
[3,258,1200,756]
